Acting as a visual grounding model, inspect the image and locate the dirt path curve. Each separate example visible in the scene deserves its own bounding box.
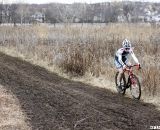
[0,52,159,130]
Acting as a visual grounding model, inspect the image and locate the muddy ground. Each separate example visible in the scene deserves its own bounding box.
[0,52,159,130]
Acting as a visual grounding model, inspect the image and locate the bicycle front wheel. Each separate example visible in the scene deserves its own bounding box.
[130,75,141,100]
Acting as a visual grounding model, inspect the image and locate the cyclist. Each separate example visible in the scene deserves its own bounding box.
[114,39,141,90]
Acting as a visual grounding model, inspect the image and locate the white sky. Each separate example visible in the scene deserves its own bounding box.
[4,0,160,4]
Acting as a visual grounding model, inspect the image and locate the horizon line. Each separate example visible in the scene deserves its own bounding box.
[2,0,160,5]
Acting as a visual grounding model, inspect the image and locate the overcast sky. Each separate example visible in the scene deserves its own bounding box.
[4,0,160,4]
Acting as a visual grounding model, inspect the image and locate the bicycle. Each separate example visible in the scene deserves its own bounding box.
[115,64,141,100]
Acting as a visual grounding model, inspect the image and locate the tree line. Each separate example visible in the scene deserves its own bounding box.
[0,1,159,24]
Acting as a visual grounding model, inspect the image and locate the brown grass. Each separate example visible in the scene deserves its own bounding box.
[0,23,159,100]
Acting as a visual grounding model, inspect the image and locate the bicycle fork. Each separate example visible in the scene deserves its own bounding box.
[129,75,136,86]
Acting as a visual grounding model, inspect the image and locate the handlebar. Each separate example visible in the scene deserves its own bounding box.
[124,64,141,72]
[127,64,139,68]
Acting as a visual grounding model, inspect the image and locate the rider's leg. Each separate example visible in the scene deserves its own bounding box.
[114,59,124,87]
[117,68,123,86]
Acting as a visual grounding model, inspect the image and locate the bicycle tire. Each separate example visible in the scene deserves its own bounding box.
[130,74,141,100]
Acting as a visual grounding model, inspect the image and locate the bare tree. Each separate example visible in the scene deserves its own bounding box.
[16,4,29,24]
[17,4,25,24]
[9,4,18,25]
[104,3,118,23]
[123,3,134,22]
[45,4,62,25]
[0,0,4,24]
[3,4,11,23]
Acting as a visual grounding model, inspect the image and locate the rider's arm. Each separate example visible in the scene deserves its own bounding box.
[117,54,125,66]
[116,49,125,66]
[130,51,139,64]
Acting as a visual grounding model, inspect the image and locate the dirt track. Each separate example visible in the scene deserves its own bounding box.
[0,52,160,130]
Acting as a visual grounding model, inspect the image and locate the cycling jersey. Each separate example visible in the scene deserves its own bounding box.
[114,48,139,69]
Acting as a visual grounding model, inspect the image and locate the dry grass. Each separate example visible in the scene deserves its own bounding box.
[0,23,159,102]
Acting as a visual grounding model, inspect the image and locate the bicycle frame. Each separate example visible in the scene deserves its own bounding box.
[124,65,139,87]
[115,64,141,99]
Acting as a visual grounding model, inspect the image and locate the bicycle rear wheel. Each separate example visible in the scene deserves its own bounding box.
[130,75,141,100]
[115,72,126,95]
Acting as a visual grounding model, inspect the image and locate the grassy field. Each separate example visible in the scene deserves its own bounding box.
[0,23,159,103]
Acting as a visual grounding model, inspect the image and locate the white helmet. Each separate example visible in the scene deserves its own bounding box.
[122,39,131,48]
